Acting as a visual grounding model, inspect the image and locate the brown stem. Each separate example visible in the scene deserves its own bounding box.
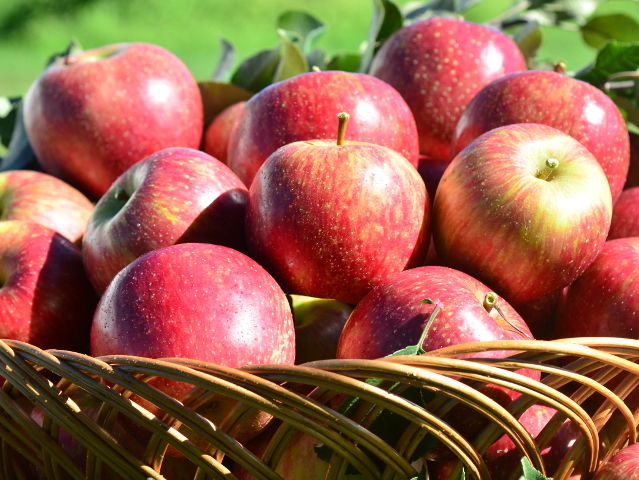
[554,62,567,75]
[537,158,560,181]
[336,112,350,146]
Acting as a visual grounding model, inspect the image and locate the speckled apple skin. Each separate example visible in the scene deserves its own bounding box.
[370,16,526,160]
[83,147,248,294]
[594,442,639,479]
[203,101,246,165]
[246,140,429,305]
[227,70,420,186]
[23,43,203,200]
[91,243,295,369]
[0,170,94,243]
[452,70,630,202]
[336,266,533,360]
[433,124,613,306]
[0,221,98,352]
[555,237,639,340]
[608,187,639,240]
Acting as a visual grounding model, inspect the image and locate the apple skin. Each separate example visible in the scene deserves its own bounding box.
[593,443,639,480]
[0,170,94,244]
[451,70,630,202]
[289,294,353,364]
[227,70,420,186]
[202,101,246,165]
[246,138,430,305]
[82,147,248,294]
[608,187,639,240]
[555,237,639,340]
[23,42,203,200]
[417,154,449,204]
[0,221,98,352]
[432,123,613,306]
[369,16,526,160]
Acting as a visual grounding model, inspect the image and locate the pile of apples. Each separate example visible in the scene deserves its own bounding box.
[4,9,639,480]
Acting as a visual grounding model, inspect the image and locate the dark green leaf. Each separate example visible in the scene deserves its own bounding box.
[326,52,362,72]
[277,11,326,54]
[47,38,82,67]
[389,345,427,356]
[403,0,482,20]
[359,0,403,73]
[211,37,235,81]
[421,298,435,304]
[273,29,309,83]
[198,80,254,126]
[0,100,38,172]
[582,14,639,50]
[522,456,552,480]
[0,97,20,148]
[575,41,639,87]
[306,48,326,70]
[513,20,543,65]
[231,47,281,92]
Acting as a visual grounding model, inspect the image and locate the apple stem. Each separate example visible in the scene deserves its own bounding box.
[483,292,498,312]
[312,66,321,72]
[114,187,130,202]
[416,302,442,352]
[537,158,560,181]
[336,112,350,146]
[553,62,567,75]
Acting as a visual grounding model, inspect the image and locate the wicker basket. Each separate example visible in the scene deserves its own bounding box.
[1,337,639,480]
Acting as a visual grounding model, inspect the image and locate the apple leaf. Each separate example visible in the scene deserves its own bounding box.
[198,80,254,127]
[408,466,428,480]
[522,457,552,480]
[46,38,82,66]
[0,97,19,149]
[273,29,309,84]
[231,47,281,93]
[581,14,639,50]
[574,41,639,87]
[211,37,236,82]
[306,48,326,70]
[387,299,442,357]
[325,52,362,72]
[403,0,482,20]
[277,11,327,54]
[0,100,38,172]
[359,0,403,73]
[513,20,544,66]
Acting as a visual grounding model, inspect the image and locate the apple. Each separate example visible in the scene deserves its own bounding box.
[0,169,94,244]
[202,101,246,165]
[82,147,249,294]
[555,237,639,340]
[432,123,613,306]
[608,187,639,240]
[90,242,295,444]
[246,112,429,305]
[417,154,449,204]
[593,442,639,479]
[451,70,630,202]
[289,294,353,365]
[227,70,420,186]
[0,221,98,352]
[23,42,204,200]
[369,16,527,160]
[513,289,564,341]
[624,132,639,189]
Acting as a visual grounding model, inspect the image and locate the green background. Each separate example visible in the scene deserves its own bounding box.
[1,0,638,97]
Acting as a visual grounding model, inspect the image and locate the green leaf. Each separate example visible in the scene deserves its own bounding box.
[403,0,482,20]
[521,457,552,480]
[0,100,38,172]
[513,20,544,65]
[326,52,362,72]
[273,29,309,84]
[277,11,326,54]
[47,38,82,67]
[198,80,254,126]
[231,47,281,92]
[211,37,236,82]
[359,0,403,73]
[306,48,326,70]
[0,97,19,148]
[582,14,639,49]
[575,41,639,87]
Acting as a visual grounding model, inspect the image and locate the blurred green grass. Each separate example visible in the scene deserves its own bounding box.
[1,0,638,98]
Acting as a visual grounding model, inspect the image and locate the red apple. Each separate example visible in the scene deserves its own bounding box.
[513,289,564,341]
[451,70,630,202]
[432,123,613,306]
[23,42,203,200]
[593,442,639,479]
[90,243,295,443]
[246,113,429,305]
[417,154,449,204]
[0,170,94,243]
[82,147,248,294]
[624,132,639,189]
[369,16,526,160]
[289,294,353,365]
[608,187,639,240]
[227,70,420,186]
[202,101,246,164]
[555,237,639,340]
[0,221,98,352]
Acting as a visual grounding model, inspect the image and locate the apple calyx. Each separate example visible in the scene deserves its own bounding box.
[336,112,350,146]
[113,186,129,202]
[537,158,560,181]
